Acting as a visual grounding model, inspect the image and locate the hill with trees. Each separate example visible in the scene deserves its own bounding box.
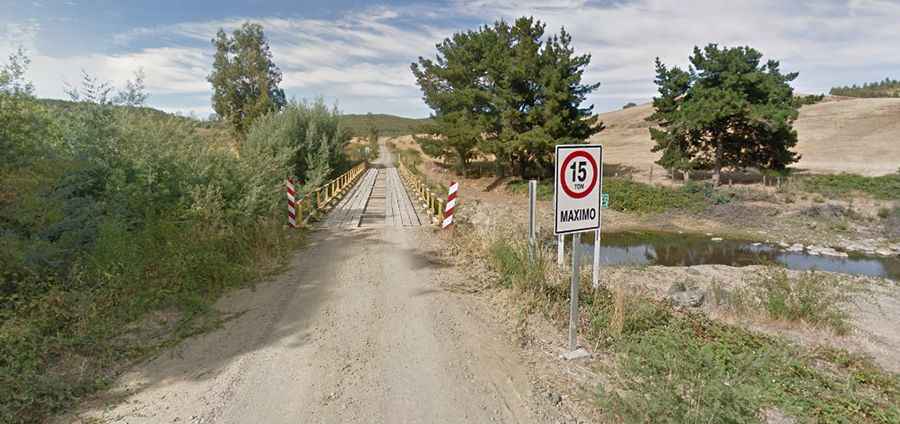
[830,78,900,98]
[585,96,900,177]
[339,113,431,137]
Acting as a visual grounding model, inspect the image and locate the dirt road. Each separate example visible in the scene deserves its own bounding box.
[68,145,552,424]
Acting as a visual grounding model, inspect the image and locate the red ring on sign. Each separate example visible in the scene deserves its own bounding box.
[560,151,598,199]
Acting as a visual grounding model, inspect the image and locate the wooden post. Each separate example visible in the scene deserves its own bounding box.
[296,197,303,225]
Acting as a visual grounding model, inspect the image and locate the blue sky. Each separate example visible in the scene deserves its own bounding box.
[2,0,899,118]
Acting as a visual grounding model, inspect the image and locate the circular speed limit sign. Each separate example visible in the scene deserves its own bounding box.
[554,144,603,235]
[559,151,598,199]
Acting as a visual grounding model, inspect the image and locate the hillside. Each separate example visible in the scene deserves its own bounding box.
[589,96,900,176]
[340,113,431,137]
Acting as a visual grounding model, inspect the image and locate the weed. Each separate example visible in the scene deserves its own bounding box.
[506,178,720,213]
[800,173,900,201]
[721,269,853,334]
[878,207,891,219]
[474,229,899,423]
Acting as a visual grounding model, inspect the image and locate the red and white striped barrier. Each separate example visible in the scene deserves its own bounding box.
[442,181,458,229]
[286,178,298,228]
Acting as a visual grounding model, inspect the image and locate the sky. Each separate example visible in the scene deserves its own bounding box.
[2,0,899,118]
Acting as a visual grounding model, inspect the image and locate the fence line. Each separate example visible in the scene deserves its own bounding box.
[294,162,369,226]
[397,160,446,226]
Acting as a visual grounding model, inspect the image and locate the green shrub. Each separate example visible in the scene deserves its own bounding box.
[681,181,733,205]
[244,99,351,191]
[506,178,729,213]
[733,269,853,334]
[0,67,318,421]
[605,179,702,213]
[800,173,900,201]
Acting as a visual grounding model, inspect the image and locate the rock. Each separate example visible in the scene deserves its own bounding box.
[816,247,848,258]
[752,242,762,247]
[786,243,804,252]
[667,281,687,295]
[547,392,562,405]
[876,248,895,257]
[778,241,790,248]
[802,204,845,218]
[711,237,723,242]
[669,288,706,308]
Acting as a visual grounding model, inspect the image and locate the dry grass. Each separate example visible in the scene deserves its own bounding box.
[590,97,900,177]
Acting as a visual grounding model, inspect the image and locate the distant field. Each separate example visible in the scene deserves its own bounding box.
[340,113,432,137]
[589,96,900,177]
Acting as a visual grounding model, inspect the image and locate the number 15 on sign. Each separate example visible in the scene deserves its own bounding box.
[554,145,603,235]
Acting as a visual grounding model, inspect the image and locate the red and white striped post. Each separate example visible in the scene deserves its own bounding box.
[442,181,458,229]
[286,178,298,228]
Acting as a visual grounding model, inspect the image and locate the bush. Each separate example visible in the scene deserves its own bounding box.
[681,181,733,205]
[505,178,726,213]
[244,99,351,192]
[794,94,825,107]
[800,173,900,201]
[0,75,322,421]
[605,179,702,213]
[739,269,852,334]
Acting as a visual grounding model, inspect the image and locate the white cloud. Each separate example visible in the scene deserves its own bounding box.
[4,0,900,116]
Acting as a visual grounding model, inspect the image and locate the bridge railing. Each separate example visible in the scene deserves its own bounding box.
[296,162,368,225]
[397,159,445,226]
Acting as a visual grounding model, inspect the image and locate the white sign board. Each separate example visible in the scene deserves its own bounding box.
[554,144,603,235]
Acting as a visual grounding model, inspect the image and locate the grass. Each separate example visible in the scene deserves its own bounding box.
[726,269,855,334]
[506,178,729,213]
[1,217,301,423]
[799,172,900,201]
[395,147,447,196]
[476,228,900,423]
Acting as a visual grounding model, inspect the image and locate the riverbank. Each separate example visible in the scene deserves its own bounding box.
[438,217,900,422]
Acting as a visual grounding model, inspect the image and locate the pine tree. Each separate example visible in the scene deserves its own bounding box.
[411,17,601,178]
[648,45,800,184]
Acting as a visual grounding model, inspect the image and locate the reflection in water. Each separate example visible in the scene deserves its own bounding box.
[567,231,900,280]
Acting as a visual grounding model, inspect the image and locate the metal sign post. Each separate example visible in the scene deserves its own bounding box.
[593,193,608,288]
[557,235,565,269]
[528,180,537,261]
[554,144,602,361]
[569,232,581,351]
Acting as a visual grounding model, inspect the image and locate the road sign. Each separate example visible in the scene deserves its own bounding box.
[601,193,609,209]
[554,145,603,235]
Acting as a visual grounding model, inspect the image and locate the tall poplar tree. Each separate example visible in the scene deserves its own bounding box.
[648,44,800,184]
[208,22,286,138]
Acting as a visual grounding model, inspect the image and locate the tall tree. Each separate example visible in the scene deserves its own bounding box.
[412,17,602,178]
[648,44,800,184]
[208,22,286,137]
